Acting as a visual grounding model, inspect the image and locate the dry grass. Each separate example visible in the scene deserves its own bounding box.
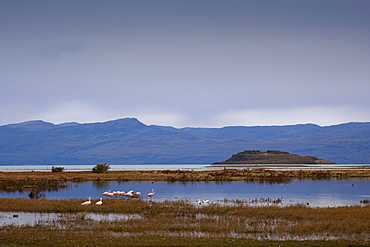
[2,229,366,247]
[1,202,369,246]
[0,198,369,244]
[1,168,369,184]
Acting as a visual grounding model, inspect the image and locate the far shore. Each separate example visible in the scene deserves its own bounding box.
[1,168,370,183]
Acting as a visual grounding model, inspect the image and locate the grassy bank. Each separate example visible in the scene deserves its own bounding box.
[0,198,369,246]
[1,168,370,184]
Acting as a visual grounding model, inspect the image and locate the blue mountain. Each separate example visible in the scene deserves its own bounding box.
[1,118,369,164]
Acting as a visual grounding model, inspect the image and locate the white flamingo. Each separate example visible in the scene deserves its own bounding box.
[126,190,134,198]
[96,198,103,205]
[81,197,91,205]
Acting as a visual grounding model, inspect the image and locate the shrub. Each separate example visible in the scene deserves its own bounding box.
[92,164,110,173]
[51,166,64,172]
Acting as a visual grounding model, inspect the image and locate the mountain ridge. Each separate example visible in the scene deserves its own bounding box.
[1,118,369,164]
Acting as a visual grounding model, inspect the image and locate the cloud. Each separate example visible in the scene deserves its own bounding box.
[34,101,119,124]
[214,106,370,127]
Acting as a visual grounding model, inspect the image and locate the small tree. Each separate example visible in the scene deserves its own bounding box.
[92,163,110,173]
[51,166,64,172]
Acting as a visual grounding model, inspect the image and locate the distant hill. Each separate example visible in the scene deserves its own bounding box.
[0,118,369,164]
[213,150,336,164]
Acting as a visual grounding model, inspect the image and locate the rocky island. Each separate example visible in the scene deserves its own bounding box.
[213,150,336,164]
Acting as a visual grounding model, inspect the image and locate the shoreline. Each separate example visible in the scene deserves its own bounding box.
[0,163,369,172]
[1,168,370,183]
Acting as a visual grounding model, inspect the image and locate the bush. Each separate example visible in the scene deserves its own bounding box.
[92,164,110,173]
[51,166,64,172]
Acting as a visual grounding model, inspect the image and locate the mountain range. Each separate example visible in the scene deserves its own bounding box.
[0,118,369,165]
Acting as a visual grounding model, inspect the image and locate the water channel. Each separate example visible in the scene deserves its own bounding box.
[1,179,369,207]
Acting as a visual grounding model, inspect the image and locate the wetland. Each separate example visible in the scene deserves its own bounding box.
[0,168,369,246]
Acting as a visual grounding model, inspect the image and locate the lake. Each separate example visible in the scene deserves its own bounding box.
[1,179,369,207]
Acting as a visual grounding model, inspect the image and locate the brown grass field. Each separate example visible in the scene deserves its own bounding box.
[0,169,369,246]
[1,168,370,183]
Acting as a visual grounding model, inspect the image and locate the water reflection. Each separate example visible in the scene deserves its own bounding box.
[0,179,369,207]
[0,211,141,226]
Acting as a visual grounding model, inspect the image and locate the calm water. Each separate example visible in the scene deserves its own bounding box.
[1,179,369,207]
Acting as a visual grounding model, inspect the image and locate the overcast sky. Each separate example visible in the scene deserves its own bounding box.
[1,0,369,127]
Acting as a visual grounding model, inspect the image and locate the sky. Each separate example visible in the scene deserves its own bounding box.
[1,0,370,128]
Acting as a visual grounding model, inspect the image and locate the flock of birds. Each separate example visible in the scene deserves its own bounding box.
[81,189,155,205]
[81,189,210,206]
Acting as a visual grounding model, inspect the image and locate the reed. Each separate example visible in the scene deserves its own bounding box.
[0,198,369,246]
[1,169,369,185]
[3,228,364,247]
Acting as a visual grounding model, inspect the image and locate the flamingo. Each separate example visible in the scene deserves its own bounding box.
[96,198,103,205]
[147,189,155,201]
[102,190,110,196]
[118,191,127,196]
[126,190,134,198]
[81,197,91,205]
[129,191,141,199]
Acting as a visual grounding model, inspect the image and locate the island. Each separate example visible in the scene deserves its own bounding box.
[213,150,336,164]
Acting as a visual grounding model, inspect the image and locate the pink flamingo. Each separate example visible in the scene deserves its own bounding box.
[129,191,141,199]
[147,189,155,201]
[118,191,127,196]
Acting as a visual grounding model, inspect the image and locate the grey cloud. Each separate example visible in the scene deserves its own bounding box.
[0,0,369,127]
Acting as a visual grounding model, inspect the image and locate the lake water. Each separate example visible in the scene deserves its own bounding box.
[1,179,369,207]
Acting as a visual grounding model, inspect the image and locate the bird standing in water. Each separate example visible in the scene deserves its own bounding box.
[147,189,155,201]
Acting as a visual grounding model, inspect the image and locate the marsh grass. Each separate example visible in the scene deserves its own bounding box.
[0,198,369,246]
[1,169,369,185]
